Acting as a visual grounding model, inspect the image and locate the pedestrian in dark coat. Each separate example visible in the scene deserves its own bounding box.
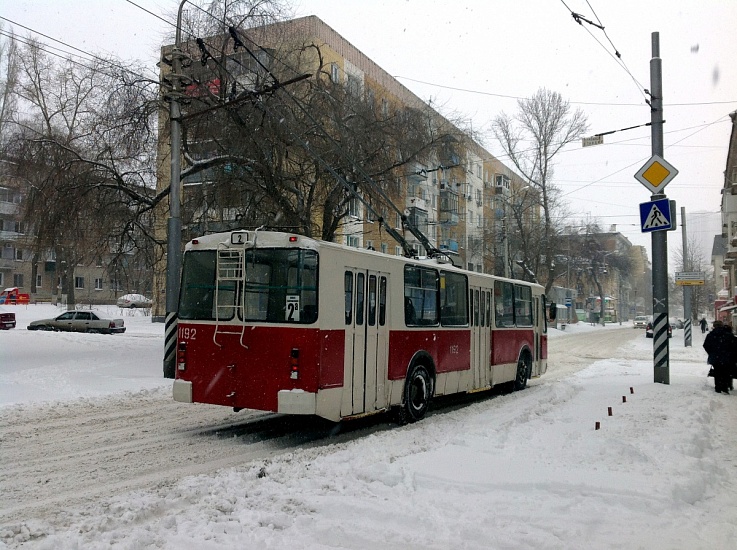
[700,318,708,333]
[703,320,736,394]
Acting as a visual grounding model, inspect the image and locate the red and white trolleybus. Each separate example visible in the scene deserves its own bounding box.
[173,230,548,422]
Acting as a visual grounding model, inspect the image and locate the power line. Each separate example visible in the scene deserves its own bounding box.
[559,0,649,104]
[0,29,122,81]
[394,75,736,108]
[0,15,156,80]
[117,3,731,237]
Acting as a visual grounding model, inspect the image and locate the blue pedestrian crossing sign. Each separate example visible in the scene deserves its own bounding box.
[639,198,674,232]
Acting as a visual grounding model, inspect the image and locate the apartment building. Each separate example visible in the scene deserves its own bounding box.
[154,15,533,317]
[0,179,151,306]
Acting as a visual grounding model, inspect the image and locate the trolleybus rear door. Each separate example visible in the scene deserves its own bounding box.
[469,287,491,390]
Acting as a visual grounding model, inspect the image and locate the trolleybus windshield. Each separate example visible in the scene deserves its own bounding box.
[178,248,318,323]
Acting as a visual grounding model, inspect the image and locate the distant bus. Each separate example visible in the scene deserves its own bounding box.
[173,230,548,422]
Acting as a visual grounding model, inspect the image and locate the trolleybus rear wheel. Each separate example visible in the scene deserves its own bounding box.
[514,353,530,391]
[399,364,433,424]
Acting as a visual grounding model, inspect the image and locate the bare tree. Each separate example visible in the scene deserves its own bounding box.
[672,233,710,321]
[492,88,588,291]
[5,38,161,306]
[169,23,460,244]
[0,26,19,147]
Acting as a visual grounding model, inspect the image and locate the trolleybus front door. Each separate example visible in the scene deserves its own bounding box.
[342,269,389,416]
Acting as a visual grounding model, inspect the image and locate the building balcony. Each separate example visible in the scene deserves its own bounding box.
[406,197,427,211]
[0,258,17,270]
[0,201,18,216]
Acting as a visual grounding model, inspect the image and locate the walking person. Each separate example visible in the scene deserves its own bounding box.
[700,317,708,334]
[703,320,736,394]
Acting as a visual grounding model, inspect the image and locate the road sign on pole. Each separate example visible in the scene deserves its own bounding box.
[640,198,674,232]
[635,154,679,194]
[649,32,669,385]
[675,271,705,285]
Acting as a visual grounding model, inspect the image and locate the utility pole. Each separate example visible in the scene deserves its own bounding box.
[681,207,692,346]
[650,32,669,384]
[163,0,187,379]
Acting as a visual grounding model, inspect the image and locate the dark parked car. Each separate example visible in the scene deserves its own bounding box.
[0,306,16,329]
[645,321,672,338]
[27,310,126,334]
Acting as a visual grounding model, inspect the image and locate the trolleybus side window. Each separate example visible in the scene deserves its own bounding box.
[179,250,217,320]
[494,280,515,327]
[368,275,377,326]
[356,273,365,326]
[514,284,533,326]
[439,270,468,326]
[379,276,387,326]
[474,289,480,326]
[404,265,439,326]
[541,294,548,333]
[287,250,318,323]
[480,291,486,327]
[344,272,353,325]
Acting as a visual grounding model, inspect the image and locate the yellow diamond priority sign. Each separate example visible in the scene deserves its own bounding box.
[634,154,678,194]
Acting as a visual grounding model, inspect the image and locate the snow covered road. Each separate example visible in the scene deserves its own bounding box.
[2,308,736,549]
[1,316,636,534]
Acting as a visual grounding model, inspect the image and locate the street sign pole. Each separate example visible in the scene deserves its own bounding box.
[681,207,692,347]
[650,32,669,384]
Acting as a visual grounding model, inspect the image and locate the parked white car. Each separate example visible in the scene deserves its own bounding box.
[27,310,125,334]
[117,294,153,308]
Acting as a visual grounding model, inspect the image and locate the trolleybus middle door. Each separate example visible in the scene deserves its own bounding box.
[342,269,388,416]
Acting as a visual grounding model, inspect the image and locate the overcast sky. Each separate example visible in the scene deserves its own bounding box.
[2,0,735,263]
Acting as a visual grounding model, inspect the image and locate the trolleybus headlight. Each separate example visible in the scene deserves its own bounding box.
[290,348,299,379]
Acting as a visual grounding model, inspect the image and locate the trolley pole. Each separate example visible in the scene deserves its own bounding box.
[163,0,187,379]
[681,207,692,347]
[650,32,669,384]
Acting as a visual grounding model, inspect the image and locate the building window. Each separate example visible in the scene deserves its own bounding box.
[347,235,360,248]
[330,63,339,83]
[347,74,361,96]
[95,278,103,290]
[75,276,85,289]
[395,246,402,256]
[15,248,22,261]
[381,243,388,254]
[348,196,360,218]
[13,273,23,287]
[36,274,42,288]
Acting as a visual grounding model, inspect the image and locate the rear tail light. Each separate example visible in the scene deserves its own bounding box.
[290,348,299,379]
[109,321,115,329]
[178,341,187,371]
